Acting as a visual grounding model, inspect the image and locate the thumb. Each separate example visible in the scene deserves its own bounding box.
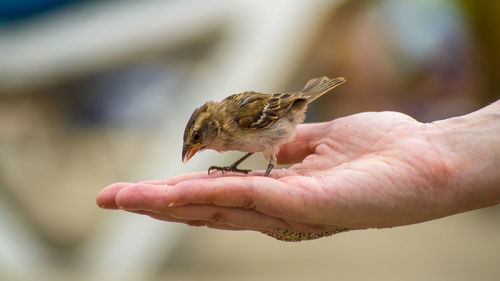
[276,122,331,164]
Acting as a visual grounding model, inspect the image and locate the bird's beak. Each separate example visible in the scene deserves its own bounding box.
[182,144,201,163]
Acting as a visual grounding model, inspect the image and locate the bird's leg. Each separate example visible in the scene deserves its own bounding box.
[264,159,275,177]
[208,152,254,175]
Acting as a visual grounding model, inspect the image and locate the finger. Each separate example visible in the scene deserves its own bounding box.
[142,212,242,231]
[137,170,265,186]
[164,204,290,232]
[166,204,340,233]
[126,173,210,187]
[163,171,259,185]
[114,175,322,222]
[129,207,337,233]
[164,172,212,185]
[126,207,286,231]
[126,210,239,231]
[125,210,222,228]
[276,122,331,165]
[98,171,281,210]
[114,177,282,211]
[144,208,340,234]
[143,212,236,230]
[144,205,290,232]
[96,182,132,209]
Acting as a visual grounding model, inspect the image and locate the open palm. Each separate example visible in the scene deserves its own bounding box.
[97,111,457,239]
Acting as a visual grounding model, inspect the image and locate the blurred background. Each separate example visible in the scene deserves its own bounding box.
[0,0,499,280]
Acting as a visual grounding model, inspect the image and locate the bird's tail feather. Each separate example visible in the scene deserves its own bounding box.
[300,76,346,102]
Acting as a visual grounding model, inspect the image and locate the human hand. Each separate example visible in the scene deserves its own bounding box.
[97,109,498,241]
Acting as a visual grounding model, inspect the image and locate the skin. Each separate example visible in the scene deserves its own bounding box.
[97,100,500,236]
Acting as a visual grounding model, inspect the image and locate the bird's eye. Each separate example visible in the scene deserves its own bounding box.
[193,132,201,142]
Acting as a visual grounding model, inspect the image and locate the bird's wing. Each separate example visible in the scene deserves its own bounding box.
[225,91,307,129]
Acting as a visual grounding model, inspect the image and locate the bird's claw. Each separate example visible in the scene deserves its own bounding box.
[208,165,251,175]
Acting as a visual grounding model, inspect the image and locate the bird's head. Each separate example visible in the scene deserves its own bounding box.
[182,102,221,163]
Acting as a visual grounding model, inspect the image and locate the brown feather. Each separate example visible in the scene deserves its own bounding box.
[223,92,307,130]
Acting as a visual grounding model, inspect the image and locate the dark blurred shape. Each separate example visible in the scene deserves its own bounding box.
[297,0,491,123]
[457,0,500,103]
[69,64,179,128]
[0,0,86,24]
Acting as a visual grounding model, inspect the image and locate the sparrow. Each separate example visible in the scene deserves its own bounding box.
[182,76,346,176]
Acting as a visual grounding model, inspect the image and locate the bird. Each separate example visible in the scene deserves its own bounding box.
[182,76,346,176]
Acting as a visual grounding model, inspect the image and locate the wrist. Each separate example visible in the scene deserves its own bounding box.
[428,100,500,211]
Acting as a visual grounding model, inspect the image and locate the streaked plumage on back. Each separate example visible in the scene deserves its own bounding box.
[182,76,346,176]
